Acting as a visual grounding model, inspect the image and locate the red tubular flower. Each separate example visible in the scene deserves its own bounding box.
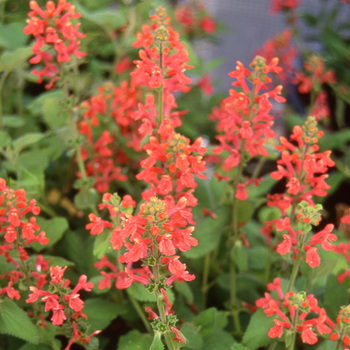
[211,56,285,202]
[23,0,86,89]
[263,117,336,266]
[257,287,333,346]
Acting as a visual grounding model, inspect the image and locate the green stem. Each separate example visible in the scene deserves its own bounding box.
[268,342,277,350]
[287,310,299,350]
[127,291,152,334]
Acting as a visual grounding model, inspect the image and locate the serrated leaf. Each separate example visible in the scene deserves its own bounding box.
[84,298,125,331]
[241,309,274,349]
[193,308,227,335]
[118,330,153,350]
[0,47,32,72]
[31,217,69,252]
[174,281,193,303]
[93,229,112,259]
[201,329,235,350]
[12,133,44,154]
[181,323,203,349]
[0,298,39,344]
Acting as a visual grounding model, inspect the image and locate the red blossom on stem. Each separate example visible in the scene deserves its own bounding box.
[23,0,86,89]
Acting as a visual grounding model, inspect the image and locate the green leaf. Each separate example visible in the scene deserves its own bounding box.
[248,246,268,271]
[231,240,248,272]
[150,332,165,350]
[12,133,44,154]
[181,322,203,349]
[17,149,50,174]
[0,130,11,148]
[118,330,153,350]
[311,259,338,281]
[31,217,69,252]
[237,200,256,225]
[193,308,227,335]
[18,344,51,350]
[201,329,235,350]
[43,255,75,268]
[0,22,27,50]
[93,229,113,259]
[313,340,337,349]
[27,90,64,116]
[324,274,348,319]
[127,283,156,302]
[183,206,230,259]
[127,284,175,304]
[241,309,274,349]
[2,115,26,128]
[0,47,32,72]
[77,3,127,31]
[63,229,96,276]
[16,167,45,198]
[230,344,251,350]
[74,188,99,210]
[84,298,125,332]
[0,298,39,344]
[319,129,350,151]
[174,281,194,303]
[42,97,68,129]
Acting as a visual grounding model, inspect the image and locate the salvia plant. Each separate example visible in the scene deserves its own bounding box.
[0,0,350,349]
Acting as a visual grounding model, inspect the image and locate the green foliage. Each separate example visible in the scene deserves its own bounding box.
[239,309,274,349]
[0,47,32,72]
[31,217,68,252]
[118,330,153,350]
[0,298,39,344]
[84,298,125,331]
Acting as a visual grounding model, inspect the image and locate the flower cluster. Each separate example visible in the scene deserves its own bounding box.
[136,133,207,203]
[262,117,336,265]
[23,0,86,89]
[256,278,335,345]
[256,29,297,83]
[268,116,334,212]
[130,6,193,135]
[26,265,99,349]
[330,305,350,349]
[78,82,144,192]
[175,1,217,35]
[210,56,285,200]
[273,202,336,267]
[294,55,336,121]
[0,178,49,300]
[270,0,302,14]
[88,196,196,287]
